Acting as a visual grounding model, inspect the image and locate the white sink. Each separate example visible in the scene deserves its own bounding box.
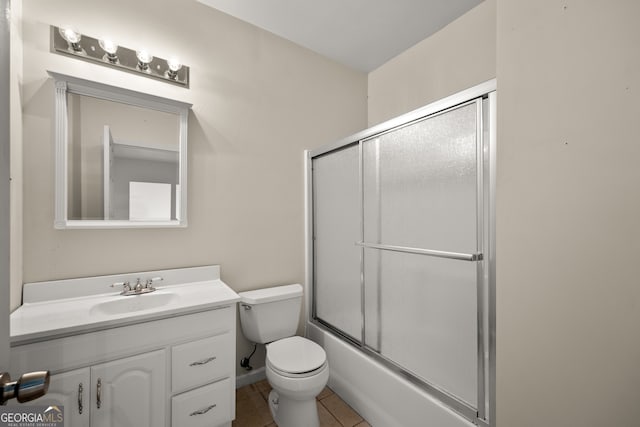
[89,292,178,316]
[11,271,241,345]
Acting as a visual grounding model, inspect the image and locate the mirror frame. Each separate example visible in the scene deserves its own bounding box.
[48,71,191,229]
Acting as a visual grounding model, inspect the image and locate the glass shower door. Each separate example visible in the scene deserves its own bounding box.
[311,92,492,423]
[312,144,362,341]
[361,101,481,408]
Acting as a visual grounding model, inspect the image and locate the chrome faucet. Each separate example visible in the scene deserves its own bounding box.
[110,277,162,296]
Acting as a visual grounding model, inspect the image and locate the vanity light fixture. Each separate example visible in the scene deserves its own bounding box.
[50,25,189,87]
[98,38,119,63]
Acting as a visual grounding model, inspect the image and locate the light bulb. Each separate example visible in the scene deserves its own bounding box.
[59,27,82,52]
[59,27,81,43]
[98,39,118,55]
[166,58,182,79]
[136,50,153,64]
[136,50,153,63]
[167,58,182,72]
[136,50,153,71]
[98,39,119,63]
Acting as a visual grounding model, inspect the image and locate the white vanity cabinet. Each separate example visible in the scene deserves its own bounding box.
[10,307,236,427]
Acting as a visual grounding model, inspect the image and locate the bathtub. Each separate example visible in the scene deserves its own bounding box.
[307,322,476,427]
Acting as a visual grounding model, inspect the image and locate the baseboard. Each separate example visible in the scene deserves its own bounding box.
[236,366,266,389]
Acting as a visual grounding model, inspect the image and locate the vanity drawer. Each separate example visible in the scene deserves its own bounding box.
[172,332,233,393]
[171,378,232,427]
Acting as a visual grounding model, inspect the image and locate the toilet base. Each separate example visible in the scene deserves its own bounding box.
[268,389,320,427]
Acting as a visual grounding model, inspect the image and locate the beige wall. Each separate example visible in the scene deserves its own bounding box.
[369,0,640,425]
[367,0,496,126]
[369,0,640,427]
[17,0,366,370]
[496,1,640,426]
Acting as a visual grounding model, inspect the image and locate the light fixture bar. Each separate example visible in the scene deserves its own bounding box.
[50,26,189,88]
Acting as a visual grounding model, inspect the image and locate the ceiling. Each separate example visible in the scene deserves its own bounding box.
[196,0,483,72]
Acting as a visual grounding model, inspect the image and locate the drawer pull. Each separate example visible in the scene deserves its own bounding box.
[190,403,216,416]
[189,356,217,366]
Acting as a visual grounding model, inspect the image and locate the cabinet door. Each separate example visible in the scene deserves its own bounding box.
[90,350,166,427]
[8,368,91,427]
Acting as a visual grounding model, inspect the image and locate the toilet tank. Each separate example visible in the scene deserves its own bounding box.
[238,284,303,344]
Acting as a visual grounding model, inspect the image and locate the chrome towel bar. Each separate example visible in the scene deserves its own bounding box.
[355,242,482,262]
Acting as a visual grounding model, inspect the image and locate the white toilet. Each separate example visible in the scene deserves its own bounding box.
[238,284,328,427]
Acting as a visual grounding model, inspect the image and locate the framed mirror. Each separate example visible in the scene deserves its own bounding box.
[48,71,191,229]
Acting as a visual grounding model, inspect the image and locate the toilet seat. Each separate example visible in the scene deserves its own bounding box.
[267,336,326,377]
[267,359,328,379]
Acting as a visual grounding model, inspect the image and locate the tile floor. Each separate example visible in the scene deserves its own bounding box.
[233,379,371,427]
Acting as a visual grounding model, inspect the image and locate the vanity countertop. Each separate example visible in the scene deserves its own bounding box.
[10,266,240,346]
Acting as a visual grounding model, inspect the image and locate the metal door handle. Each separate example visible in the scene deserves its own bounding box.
[0,371,50,405]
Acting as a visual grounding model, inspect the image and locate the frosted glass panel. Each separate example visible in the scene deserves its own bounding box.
[312,145,361,340]
[364,249,478,407]
[363,103,478,254]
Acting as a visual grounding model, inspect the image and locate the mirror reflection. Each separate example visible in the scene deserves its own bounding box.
[49,71,191,229]
[67,94,180,221]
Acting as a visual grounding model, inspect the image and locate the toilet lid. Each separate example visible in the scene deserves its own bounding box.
[267,336,326,374]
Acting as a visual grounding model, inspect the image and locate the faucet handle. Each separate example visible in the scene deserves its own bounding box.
[145,276,163,288]
[111,281,131,294]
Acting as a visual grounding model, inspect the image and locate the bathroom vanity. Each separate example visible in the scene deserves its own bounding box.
[8,265,239,427]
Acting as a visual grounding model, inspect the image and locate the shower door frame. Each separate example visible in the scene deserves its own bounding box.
[305,80,496,427]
